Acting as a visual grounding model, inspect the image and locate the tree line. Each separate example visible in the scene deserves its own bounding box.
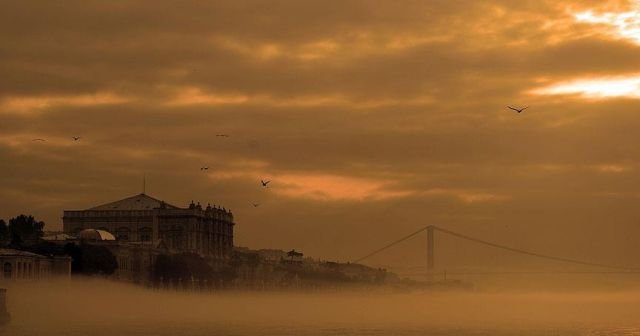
[0,214,45,247]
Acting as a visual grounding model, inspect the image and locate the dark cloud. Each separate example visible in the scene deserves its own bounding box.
[1,0,640,270]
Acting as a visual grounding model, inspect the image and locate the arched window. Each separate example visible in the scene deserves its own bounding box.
[139,227,152,242]
[3,262,12,279]
[116,227,130,241]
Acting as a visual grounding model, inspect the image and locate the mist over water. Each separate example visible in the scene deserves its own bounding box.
[4,278,640,336]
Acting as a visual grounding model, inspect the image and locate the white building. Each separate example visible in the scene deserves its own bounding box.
[0,248,71,281]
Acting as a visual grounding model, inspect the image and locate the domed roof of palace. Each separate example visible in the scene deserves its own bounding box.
[86,193,180,211]
[78,229,116,241]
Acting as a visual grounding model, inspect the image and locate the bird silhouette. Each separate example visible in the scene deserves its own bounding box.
[261,180,271,187]
[32,138,46,141]
[72,136,81,141]
[507,106,529,113]
[216,134,229,137]
[200,167,209,171]
[252,203,260,207]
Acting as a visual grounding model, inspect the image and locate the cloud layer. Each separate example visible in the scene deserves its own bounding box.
[2,0,640,271]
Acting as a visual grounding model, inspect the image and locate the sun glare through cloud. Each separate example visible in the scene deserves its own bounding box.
[574,1,640,44]
[527,2,640,99]
[530,75,640,99]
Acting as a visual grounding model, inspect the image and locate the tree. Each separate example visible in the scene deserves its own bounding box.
[153,254,173,281]
[0,220,8,245]
[64,243,117,275]
[81,245,118,275]
[8,214,45,245]
[152,253,214,282]
[9,232,23,248]
[27,241,67,256]
[64,243,83,273]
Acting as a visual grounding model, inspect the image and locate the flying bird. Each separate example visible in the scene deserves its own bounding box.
[200,167,209,171]
[72,136,81,141]
[216,134,229,137]
[251,203,260,207]
[261,180,271,187]
[507,106,529,113]
[32,138,46,142]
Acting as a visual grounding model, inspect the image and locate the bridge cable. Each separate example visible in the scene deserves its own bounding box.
[353,225,431,264]
[433,226,640,271]
[353,225,640,271]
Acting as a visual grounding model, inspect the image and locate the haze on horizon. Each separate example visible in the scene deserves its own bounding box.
[5,278,640,336]
[2,0,640,272]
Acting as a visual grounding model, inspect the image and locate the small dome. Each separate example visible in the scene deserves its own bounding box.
[78,229,116,241]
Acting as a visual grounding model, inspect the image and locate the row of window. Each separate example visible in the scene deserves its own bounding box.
[2,261,51,280]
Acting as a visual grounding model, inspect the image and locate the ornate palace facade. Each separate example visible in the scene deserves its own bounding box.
[62,193,234,259]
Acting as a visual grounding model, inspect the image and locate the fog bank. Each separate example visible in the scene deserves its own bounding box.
[3,278,640,335]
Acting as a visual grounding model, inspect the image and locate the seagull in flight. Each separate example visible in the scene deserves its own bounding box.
[261,180,271,187]
[72,136,81,141]
[507,106,529,113]
[216,134,230,137]
[200,167,209,171]
[251,203,260,207]
[32,138,46,142]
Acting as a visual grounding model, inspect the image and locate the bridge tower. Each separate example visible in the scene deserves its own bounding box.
[427,225,435,281]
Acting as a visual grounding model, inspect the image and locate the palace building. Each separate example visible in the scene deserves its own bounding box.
[62,193,234,260]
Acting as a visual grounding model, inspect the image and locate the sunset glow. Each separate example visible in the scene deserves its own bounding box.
[575,4,640,44]
[4,0,640,278]
[530,76,640,99]
[0,93,128,113]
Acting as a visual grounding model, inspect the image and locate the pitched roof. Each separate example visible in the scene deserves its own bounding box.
[0,248,47,258]
[87,193,180,211]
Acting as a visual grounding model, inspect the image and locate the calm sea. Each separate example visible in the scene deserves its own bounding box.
[3,280,640,336]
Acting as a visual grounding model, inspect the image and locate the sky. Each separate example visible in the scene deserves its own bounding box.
[2,0,640,271]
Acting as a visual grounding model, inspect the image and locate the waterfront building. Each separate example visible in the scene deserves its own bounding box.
[62,193,235,260]
[0,248,71,281]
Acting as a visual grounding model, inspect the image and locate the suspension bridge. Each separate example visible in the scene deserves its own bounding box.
[354,225,640,280]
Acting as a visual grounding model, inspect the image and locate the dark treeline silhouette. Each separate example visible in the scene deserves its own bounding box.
[149,250,388,291]
[153,253,235,285]
[0,214,45,247]
[64,244,118,275]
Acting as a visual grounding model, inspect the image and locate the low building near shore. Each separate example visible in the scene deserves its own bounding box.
[231,247,391,289]
[0,248,71,281]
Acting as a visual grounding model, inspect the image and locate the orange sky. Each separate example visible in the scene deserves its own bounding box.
[2,0,640,271]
